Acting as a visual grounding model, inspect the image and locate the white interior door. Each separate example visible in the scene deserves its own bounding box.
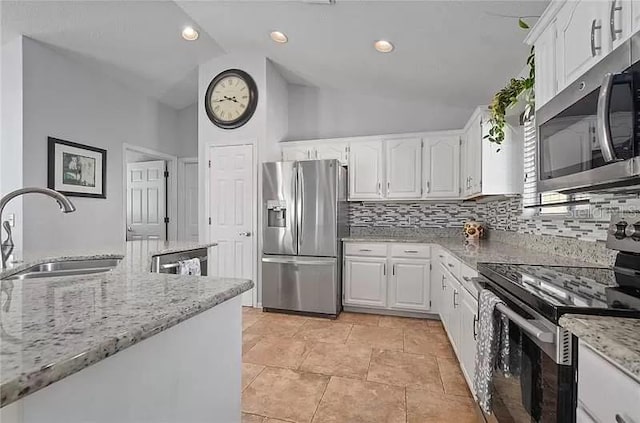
[208,144,254,306]
[179,160,199,242]
[126,161,166,241]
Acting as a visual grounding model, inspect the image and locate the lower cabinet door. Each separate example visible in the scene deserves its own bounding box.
[344,257,387,308]
[459,289,478,395]
[445,276,462,354]
[388,258,431,311]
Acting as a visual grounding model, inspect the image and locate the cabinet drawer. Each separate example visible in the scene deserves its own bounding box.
[344,242,387,257]
[459,264,478,298]
[390,243,430,258]
[443,252,460,279]
[578,341,640,423]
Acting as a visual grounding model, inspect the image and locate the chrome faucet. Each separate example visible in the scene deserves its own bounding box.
[0,188,76,269]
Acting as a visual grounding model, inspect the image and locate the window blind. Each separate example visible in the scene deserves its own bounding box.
[522,117,538,212]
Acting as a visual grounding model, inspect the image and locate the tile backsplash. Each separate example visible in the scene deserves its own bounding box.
[348,192,640,242]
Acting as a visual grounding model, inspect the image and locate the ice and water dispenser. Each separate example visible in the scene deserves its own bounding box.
[266,201,288,228]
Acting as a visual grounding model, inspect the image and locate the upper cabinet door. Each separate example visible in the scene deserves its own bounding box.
[631,0,640,36]
[609,0,633,50]
[535,22,558,111]
[315,142,349,166]
[464,117,482,196]
[422,136,460,198]
[385,138,422,199]
[282,144,312,161]
[556,0,612,91]
[349,141,384,200]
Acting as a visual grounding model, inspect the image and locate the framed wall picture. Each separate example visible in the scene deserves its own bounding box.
[48,137,107,198]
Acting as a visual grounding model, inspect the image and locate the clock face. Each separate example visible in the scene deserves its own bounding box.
[204,69,258,129]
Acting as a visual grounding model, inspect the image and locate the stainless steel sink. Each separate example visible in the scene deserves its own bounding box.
[3,258,121,280]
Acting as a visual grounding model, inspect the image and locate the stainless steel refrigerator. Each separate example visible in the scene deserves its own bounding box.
[262,159,347,317]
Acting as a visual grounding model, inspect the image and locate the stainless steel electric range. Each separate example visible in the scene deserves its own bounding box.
[476,213,640,423]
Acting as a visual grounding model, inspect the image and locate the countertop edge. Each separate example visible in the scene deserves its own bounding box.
[0,278,253,408]
[559,314,640,383]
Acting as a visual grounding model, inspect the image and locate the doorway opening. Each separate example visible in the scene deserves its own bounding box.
[122,144,178,241]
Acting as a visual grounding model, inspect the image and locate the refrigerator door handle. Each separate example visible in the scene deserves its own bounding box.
[296,163,303,254]
[262,256,336,265]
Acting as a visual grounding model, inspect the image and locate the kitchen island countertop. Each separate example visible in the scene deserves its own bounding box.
[0,240,252,407]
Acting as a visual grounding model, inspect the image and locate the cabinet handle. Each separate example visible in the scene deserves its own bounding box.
[425,180,430,193]
[383,263,386,276]
[387,181,390,195]
[473,315,478,341]
[610,0,623,41]
[447,263,455,268]
[377,181,382,196]
[441,275,446,290]
[591,19,602,57]
[359,248,372,252]
[453,290,459,308]
[392,264,396,275]
[404,250,419,253]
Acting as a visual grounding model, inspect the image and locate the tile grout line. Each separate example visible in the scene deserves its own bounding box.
[309,375,332,423]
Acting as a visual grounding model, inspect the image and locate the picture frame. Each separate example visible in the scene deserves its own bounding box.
[48,137,107,198]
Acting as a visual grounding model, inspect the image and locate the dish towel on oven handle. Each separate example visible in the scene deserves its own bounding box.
[473,288,510,414]
[178,258,201,276]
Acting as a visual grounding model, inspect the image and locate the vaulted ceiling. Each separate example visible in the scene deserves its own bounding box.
[1,0,548,111]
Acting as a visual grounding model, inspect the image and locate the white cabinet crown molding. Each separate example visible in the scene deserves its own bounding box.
[524,0,568,45]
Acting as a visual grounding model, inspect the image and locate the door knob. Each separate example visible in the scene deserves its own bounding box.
[239,232,251,237]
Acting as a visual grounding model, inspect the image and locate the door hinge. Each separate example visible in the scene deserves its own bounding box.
[208,160,211,168]
[164,170,169,178]
[164,217,170,223]
[208,217,212,225]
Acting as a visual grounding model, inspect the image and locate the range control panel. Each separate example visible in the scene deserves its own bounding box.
[606,213,640,253]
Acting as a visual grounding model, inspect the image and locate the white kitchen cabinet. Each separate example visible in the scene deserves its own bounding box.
[460,107,523,199]
[315,141,349,165]
[388,258,431,312]
[282,143,313,161]
[422,136,460,198]
[578,340,640,423]
[343,256,387,307]
[462,116,482,197]
[349,141,384,200]
[632,0,640,35]
[343,242,432,314]
[459,287,478,395]
[610,0,633,50]
[385,138,422,199]
[534,21,558,111]
[555,0,612,91]
[430,249,447,314]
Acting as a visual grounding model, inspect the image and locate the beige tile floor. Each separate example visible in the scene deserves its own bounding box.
[241,308,480,423]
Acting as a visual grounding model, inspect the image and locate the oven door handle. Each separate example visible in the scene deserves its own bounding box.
[597,72,617,163]
[496,303,555,344]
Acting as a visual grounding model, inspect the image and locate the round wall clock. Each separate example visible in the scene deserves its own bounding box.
[204,69,258,130]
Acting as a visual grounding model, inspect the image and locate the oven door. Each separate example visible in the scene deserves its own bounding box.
[486,282,576,423]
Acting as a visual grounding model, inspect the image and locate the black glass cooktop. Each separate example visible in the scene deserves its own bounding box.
[477,262,640,323]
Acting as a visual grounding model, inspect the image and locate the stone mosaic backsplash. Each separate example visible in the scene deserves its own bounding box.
[348,192,640,242]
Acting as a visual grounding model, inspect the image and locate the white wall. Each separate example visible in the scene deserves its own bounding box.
[198,54,287,305]
[19,38,194,255]
[286,84,474,141]
[0,36,24,254]
[177,103,198,158]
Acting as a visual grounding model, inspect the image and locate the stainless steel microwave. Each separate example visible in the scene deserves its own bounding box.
[537,33,640,194]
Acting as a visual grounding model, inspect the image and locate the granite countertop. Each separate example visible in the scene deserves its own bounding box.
[0,240,253,407]
[560,314,640,382]
[342,236,602,269]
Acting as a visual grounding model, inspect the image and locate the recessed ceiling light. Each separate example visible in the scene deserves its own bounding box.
[374,40,394,53]
[270,31,288,44]
[182,26,199,41]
